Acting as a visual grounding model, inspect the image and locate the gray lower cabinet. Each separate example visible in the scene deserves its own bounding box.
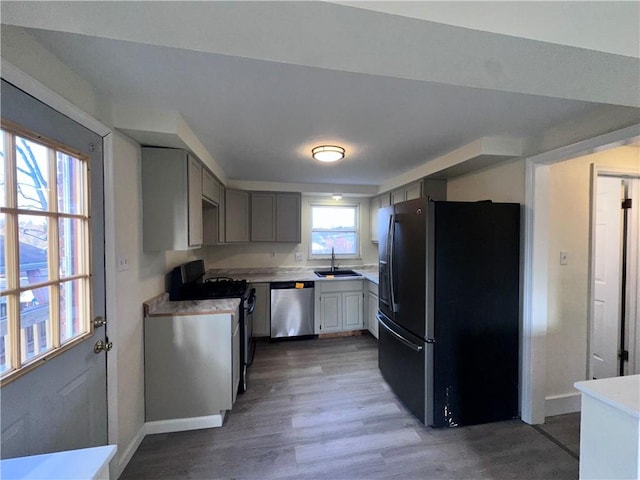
[225,188,250,243]
[314,280,363,334]
[250,283,270,337]
[250,192,301,243]
[144,311,240,428]
[141,147,203,250]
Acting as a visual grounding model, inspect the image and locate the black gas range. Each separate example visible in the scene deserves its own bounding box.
[169,260,255,393]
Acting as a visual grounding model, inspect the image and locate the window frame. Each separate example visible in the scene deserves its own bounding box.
[309,202,361,260]
[0,120,94,385]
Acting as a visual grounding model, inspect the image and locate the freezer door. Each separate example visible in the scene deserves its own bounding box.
[377,312,432,425]
[377,205,394,321]
[391,198,430,339]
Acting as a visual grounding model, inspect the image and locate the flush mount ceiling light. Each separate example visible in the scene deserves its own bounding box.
[312,145,345,163]
[332,194,343,201]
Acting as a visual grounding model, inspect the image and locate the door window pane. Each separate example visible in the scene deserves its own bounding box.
[57,152,84,215]
[20,287,51,362]
[15,136,49,212]
[59,218,84,278]
[60,279,85,343]
[18,215,49,284]
[1,213,6,293]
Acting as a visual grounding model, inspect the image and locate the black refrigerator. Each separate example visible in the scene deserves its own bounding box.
[377,198,520,427]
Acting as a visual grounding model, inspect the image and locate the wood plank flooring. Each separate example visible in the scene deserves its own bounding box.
[121,335,579,479]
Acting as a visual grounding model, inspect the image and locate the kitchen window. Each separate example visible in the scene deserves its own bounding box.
[310,204,359,258]
[0,122,93,381]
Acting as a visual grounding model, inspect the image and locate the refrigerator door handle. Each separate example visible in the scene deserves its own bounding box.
[377,313,423,352]
[389,214,398,313]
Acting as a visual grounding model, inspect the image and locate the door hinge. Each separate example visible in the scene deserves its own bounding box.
[622,198,632,209]
[618,349,629,361]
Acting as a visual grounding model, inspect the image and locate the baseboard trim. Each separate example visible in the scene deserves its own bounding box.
[113,424,145,479]
[144,413,226,435]
[545,392,581,417]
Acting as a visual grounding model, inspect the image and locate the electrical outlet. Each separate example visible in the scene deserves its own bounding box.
[271,251,276,257]
[117,257,129,272]
[295,252,304,261]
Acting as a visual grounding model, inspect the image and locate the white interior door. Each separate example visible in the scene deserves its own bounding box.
[591,176,623,379]
[1,80,108,457]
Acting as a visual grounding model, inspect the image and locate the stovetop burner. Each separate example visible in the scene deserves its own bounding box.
[169,260,248,301]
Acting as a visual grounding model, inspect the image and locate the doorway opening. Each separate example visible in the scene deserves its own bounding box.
[589,170,639,380]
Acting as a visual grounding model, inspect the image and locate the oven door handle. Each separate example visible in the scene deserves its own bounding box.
[247,289,256,314]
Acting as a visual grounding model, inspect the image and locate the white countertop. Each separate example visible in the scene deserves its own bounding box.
[1,445,116,480]
[207,267,379,285]
[574,375,640,418]
[144,293,240,317]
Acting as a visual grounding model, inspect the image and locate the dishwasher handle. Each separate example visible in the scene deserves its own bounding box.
[270,281,315,289]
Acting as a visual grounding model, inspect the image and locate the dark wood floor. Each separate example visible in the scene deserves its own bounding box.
[121,335,579,479]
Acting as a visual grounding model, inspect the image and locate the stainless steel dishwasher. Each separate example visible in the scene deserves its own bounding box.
[270,281,315,338]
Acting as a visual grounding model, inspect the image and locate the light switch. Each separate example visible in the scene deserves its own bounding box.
[559,251,569,265]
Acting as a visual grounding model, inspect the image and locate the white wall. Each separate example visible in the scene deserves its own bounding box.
[446,159,526,204]
[205,195,378,269]
[545,146,640,414]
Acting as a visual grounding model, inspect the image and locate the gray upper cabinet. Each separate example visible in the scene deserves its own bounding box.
[202,168,220,205]
[141,147,203,251]
[224,188,250,243]
[250,192,276,241]
[250,192,301,243]
[276,193,301,242]
[392,180,422,204]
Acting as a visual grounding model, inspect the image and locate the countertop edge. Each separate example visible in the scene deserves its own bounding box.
[574,375,640,418]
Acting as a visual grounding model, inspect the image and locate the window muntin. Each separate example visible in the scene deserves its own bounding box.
[0,123,92,380]
[310,204,359,257]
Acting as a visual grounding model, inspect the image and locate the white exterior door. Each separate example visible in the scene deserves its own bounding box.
[1,81,108,457]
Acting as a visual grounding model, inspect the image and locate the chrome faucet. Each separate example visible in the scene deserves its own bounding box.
[331,247,336,272]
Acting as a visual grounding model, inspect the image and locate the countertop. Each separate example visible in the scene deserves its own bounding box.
[144,293,241,317]
[574,374,639,418]
[206,267,379,285]
[0,445,116,480]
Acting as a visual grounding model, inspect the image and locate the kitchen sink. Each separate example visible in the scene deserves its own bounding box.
[314,269,362,277]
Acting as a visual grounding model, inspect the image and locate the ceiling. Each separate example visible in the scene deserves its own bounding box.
[1,1,639,191]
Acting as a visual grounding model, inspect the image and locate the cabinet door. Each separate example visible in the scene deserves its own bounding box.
[187,155,203,247]
[251,283,270,337]
[368,292,379,339]
[251,192,276,241]
[225,189,250,242]
[319,293,342,333]
[370,196,380,243]
[343,291,363,330]
[405,181,422,201]
[391,189,405,205]
[202,169,220,204]
[141,147,189,251]
[218,184,226,243]
[276,193,301,242]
